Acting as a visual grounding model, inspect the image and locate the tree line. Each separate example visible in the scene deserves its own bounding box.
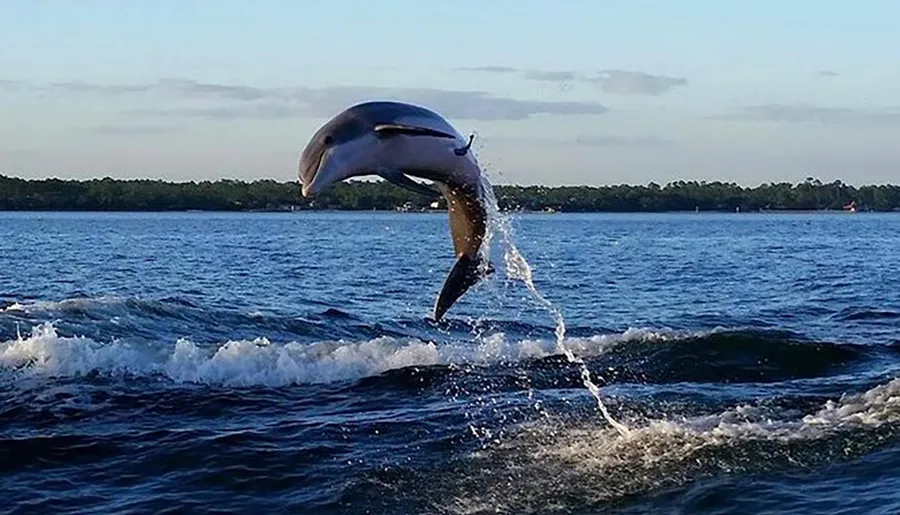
[2,175,898,212]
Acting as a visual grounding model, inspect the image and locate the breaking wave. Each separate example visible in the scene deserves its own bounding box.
[0,322,680,386]
[0,322,881,388]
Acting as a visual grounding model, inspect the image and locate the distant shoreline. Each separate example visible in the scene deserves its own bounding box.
[2,175,899,213]
[1,209,895,215]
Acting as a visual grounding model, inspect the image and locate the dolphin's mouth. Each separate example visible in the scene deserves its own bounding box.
[301,147,330,197]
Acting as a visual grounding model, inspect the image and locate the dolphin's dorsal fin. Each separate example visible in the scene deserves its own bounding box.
[374,123,457,139]
[454,133,476,156]
[376,168,441,198]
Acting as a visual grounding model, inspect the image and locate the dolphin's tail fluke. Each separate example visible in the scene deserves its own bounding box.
[432,253,494,322]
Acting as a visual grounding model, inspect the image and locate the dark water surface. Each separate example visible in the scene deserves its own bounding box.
[1,210,899,514]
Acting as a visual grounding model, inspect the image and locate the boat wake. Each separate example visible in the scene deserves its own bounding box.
[349,374,900,514]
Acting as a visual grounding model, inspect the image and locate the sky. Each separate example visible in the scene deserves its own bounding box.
[2,0,899,187]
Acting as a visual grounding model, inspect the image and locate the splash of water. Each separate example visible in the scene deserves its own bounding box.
[478,176,631,437]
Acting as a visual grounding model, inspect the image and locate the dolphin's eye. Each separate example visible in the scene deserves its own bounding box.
[323,135,334,145]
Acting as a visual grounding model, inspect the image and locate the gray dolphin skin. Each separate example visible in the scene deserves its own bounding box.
[297,101,495,322]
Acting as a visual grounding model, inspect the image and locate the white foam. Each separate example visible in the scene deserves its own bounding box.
[525,377,900,481]
[0,322,686,387]
[534,379,900,476]
[444,376,900,513]
[537,376,900,463]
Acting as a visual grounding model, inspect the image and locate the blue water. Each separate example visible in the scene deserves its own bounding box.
[1,210,899,514]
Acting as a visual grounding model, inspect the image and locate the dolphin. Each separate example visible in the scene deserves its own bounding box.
[297,101,495,322]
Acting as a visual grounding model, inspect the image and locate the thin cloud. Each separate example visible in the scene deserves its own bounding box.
[818,70,840,77]
[48,81,152,94]
[454,66,519,74]
[456,66,687,95]
[461,66,578,81]
[129,104,310,120]
[711,104,900,125]
[588,70,688,96]
[156,78,272,101]
[43,78,271,101]
[287,86,608,120]
[9,77,609,122]
[90,124,181,135]
[574,135,673,147]
[489,135,673,147]
[522,70,579,82]
[129,83,611,121]
[0,79,25,92]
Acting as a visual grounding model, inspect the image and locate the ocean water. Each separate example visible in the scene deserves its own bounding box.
[1,209,899,514]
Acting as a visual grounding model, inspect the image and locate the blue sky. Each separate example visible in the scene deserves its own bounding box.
[2,1,899,186]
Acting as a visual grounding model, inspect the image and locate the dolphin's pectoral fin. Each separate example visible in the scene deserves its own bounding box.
[432,253,493,322]
[376,169,441,198]
[374,123,457,140]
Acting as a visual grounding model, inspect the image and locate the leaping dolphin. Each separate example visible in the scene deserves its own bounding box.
[297,101,495,322]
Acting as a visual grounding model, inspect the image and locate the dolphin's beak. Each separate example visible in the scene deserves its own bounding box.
[299,146,331,198]
[301,158,337,198]
[301,178,329,197]
[301,181,314,198]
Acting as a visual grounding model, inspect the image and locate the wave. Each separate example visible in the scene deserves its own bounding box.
[0,322,674,387]
[0,322,881,388]
[597,329,874,384]
[0,295,578,337]
[2,295,301,327]
[832,307,900,322]
[0,295,388,347]
[0,295,585,350]
[2,295,329,320]
[363,375,900,514]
